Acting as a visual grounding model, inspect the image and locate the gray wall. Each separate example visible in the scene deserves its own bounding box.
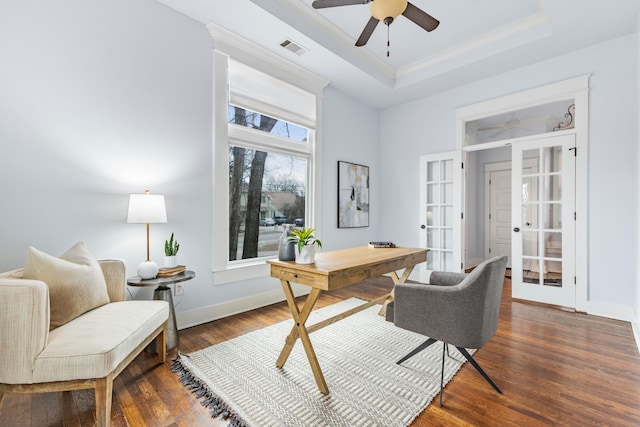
[380,34,638,310]
[0,0,379,315]
[0,0,214,306]
[2,0,637,323]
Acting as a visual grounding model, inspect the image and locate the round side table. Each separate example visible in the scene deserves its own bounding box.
[127,270,195,351]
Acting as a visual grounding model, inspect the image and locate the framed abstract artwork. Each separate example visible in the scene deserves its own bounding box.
[337,161,369,228]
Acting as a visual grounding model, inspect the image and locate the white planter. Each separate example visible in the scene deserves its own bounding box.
[164,255,177,268]
[295,245,316,264]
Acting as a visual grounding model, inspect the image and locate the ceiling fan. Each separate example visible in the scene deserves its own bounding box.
[311,0,439,52]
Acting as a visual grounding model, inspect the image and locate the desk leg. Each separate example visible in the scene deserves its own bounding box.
[276,281,328,394]
[378,265,417,316]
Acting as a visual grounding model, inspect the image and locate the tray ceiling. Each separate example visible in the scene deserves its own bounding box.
[157,0,640,108]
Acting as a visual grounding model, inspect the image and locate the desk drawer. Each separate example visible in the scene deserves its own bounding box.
[274,267,317,286]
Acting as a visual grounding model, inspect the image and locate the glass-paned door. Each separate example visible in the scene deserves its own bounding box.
[419,151,462,281]
[511,134,575,307]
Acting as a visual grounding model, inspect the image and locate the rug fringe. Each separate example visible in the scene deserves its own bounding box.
[171,354,248,427]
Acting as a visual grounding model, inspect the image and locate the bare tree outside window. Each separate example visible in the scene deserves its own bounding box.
[228,105,308,261]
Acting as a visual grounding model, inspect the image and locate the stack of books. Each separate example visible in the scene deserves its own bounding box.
[368,241,396,248]
[157,265,186,277]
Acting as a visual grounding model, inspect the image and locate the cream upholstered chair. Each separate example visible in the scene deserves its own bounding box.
[386,256,508,407]
[0,259,169,427]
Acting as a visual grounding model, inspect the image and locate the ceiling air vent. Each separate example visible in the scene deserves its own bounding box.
[280,39,308,56]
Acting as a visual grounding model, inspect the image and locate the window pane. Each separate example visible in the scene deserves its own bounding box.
[441,159,453,181]
[427,251,440,271]
[522,231,538,257]
[427,183,439,204]
[441,182,453,204]
[542,203,562,229]
[523,258,540,284]
[229,145,307,261]
[427,228,439,248]
[427,161,439,182]
[542,175,562,202]
[441,206,452,226]
[464,100,575,146]
[443,251,454,271]
[545,232,562,258]
[228,104,309,142]
[542,146,562,173]
[426,206,438,226]
[441,228,453,250]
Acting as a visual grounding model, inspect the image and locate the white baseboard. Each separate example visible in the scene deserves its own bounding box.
[175,285,310,330]
[583,300,633,322]
[633,320,640,355]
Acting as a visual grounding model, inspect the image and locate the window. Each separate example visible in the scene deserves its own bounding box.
[227,109,309,261]
[209,29,327,283]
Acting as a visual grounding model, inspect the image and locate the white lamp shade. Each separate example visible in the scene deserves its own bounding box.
[127,193,167,224]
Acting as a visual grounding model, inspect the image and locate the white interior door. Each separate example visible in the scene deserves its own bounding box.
[511,134,575,307]
[419,151,463,282]
[487,168,512,267]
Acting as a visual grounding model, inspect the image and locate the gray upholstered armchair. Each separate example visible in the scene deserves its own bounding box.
[386,255,508,406]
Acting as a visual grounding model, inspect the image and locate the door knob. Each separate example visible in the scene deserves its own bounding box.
[513,227,520,232]
[420,225,426,229]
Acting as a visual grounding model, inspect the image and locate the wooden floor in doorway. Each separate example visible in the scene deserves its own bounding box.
[1,277,639,426]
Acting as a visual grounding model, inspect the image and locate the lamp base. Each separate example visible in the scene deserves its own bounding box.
[137,260,159,279]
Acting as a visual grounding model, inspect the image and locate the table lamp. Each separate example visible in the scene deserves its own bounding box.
[127,190,167,279]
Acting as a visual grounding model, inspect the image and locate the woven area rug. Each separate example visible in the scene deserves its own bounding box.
[172,298,471,427]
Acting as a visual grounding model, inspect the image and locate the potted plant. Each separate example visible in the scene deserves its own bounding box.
[288,227,322,264]
[164,232,180,268]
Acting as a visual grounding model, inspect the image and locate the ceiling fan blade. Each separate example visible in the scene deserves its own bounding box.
[311,0,371,9]
[402,2,440,32]
[355,16,379,47]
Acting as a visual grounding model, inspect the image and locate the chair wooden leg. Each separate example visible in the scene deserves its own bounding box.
[95,376,113,427]
[456,347,503,394]
[397,337,437,365]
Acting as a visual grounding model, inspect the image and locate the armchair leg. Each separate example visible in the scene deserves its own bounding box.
[95,376,114,427]
[396,337,437,365]
[455,347,503,394]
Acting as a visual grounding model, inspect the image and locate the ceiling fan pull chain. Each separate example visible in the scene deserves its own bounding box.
[387,24,390,57]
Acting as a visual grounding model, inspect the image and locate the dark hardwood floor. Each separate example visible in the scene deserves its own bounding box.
[2,277,640,426]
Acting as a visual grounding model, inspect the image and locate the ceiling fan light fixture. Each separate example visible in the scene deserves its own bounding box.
[371,0,408,23]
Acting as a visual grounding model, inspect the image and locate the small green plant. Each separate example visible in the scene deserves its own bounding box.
[288,227,322,253]
[164,233,180,256]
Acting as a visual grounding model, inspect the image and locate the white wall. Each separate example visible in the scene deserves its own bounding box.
[635,15,640,332]
[319,85,380,250]
[0,0,213,308]
[2,0,635,326]
[0,0,379,326]
[380,34,639,312]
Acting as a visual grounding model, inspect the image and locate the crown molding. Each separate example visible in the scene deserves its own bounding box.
[207,22,329,94]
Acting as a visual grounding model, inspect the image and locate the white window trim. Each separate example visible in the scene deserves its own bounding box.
[209,23,328,285]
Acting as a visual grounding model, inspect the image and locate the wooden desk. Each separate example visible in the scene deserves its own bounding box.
[266,246,428,394]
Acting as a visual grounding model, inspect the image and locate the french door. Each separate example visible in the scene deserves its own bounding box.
[419,151,463,282]
[511,134,576,307]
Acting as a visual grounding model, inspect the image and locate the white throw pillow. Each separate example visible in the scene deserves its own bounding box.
[22,241,110,330]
